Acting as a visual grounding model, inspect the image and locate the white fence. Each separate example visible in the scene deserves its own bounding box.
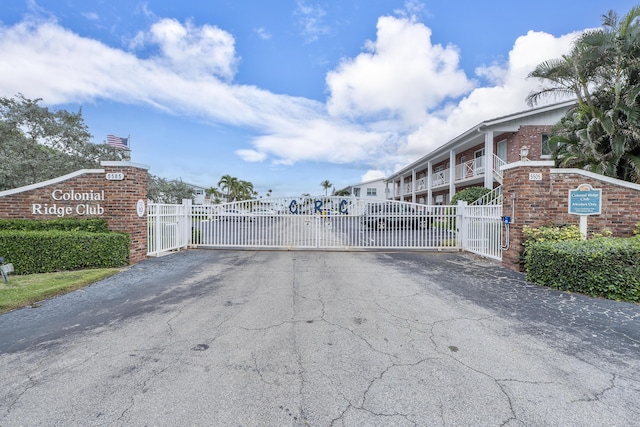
[147,197,503,260]
[458,202,503,261]
[147,202,190,257]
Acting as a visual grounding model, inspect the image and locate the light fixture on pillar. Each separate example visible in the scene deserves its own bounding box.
[519,145,530,161]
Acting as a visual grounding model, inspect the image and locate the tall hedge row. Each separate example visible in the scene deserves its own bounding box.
[0,230,129,274]
[525,237,640,302]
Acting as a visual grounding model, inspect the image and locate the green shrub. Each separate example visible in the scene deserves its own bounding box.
[449,187,492,205]
[634,222,640,236]
[522,224,582,246]
[525,237,640,302]
[0,230,129,274]
[0,218,109,233]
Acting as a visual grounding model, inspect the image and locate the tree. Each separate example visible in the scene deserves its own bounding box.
[0,94,126,191]
[216,175,256,201]
[321,179,332,196]
[147,175,195,203]
[218,174,238,201]
[449,187,492,205]
[334,188,351,196]
[527,6,640,183]
[206,186,223,204]
[237,180,254,200]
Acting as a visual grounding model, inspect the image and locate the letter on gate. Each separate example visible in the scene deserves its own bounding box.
[289,200,298,214]
[339,199,348,214]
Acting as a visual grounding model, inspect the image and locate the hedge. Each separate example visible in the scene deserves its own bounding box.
[0,230,129,274]
[525,237,640,302]
[0,218,110,233]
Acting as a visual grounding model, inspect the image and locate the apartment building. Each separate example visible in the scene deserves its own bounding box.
[343,178,387,199]
[386,101,575,204]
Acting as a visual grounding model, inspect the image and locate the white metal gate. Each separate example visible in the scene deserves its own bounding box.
[458,202,503,261]
[147,196,503,260]
[147,203,190,256]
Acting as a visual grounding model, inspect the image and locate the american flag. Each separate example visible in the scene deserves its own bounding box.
[107,135,129,150]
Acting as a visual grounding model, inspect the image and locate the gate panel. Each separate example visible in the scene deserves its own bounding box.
[147,202,189,256]
[148,197,503,258]
[459,204,502,260]
[190,197,459,251]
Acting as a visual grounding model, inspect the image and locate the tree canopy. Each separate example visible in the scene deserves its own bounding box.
[321,179,333,196]
[527,6,640,183]
[216,174,256,201]
[147,175,195,203]
[0,94,126,191]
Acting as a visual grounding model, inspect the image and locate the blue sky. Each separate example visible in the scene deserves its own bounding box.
[1,0,638,197]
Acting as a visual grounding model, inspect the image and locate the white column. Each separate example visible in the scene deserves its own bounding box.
[411,169,417,204]
[484,130,494,188]
[427,160,433,205]
[449,149,456,202]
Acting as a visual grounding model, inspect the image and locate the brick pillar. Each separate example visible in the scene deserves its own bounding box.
[501,161,555,271]
[101,161,149,264]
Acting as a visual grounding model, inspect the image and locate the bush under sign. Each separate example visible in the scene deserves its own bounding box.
[569,184,601,215]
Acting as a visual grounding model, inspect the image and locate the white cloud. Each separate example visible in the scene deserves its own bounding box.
[82,12,99,21]
[399,29,579,159]
[294,1,329,43]
[326,15,475,126]
[142,18,239,80]
[361,170,387,182]
[0,15,578,176]
[236,149,267,162]
[254,27,271,40]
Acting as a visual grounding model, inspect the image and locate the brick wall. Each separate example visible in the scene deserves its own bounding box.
[501,161,640,271]
[0,162,149,264]
[510,125,554,162]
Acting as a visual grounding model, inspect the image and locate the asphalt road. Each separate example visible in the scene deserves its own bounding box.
[1,250,639,426]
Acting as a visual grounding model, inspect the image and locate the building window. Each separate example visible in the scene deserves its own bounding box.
[497,140,507,162]
[541,134,551,156]
[366,188,377,197]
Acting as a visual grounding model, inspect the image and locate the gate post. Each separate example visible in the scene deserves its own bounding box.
[182,199,192,247]
[457,200,468,250]
[101,161,149,264]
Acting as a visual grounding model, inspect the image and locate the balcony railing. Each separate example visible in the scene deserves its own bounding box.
[430,170,449,187]
[493,154,506,181]
[455,156,485,180]
[392,154,507,197]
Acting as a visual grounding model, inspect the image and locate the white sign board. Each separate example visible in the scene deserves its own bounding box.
[136,199,146,217]
[106,172,124,181]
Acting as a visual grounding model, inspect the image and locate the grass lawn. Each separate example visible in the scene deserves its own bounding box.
[0,268,122,314]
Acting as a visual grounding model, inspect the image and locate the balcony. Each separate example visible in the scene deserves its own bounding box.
[391,155,506,198]
[455,157,484,180]
[429,155,505,190]
[430,170,449,187]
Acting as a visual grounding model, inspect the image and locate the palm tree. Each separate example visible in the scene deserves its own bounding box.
[527,6,640,183]
[320,179,332,196]
[237,180,254,201]
[206,186,222,204]
[218,175,239,201]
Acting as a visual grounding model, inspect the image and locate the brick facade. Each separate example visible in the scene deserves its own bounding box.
[0,161,149,264]
[501,161,640,271]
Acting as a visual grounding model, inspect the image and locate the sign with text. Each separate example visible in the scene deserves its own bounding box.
[568,184,601,215]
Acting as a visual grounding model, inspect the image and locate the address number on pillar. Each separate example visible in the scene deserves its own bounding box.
[106,172,124,181]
